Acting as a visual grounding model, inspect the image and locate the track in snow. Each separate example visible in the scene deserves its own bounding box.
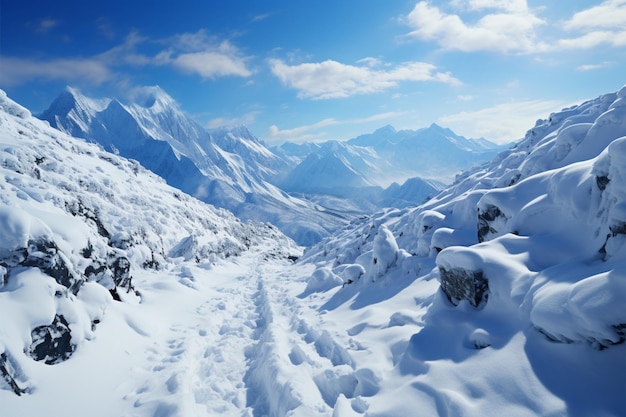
[123,250,378,417]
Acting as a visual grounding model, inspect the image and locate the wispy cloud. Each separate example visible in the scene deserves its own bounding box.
[269,58,460,100]
[36,18,59,33]
[403,1,547,53]
[207,111,260,129]
[266,111,407,143]
[251,13,274,23]
[577,61,613,71]
[0,56,112,87]
[437,99,569,143]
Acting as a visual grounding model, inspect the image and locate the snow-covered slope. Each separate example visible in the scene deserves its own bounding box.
[0,89,298,399]
[39,87,345,245]
[297,87,626,416]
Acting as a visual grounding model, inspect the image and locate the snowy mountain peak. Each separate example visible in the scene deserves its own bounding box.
[131,85,179,111]
[374,124,396,135]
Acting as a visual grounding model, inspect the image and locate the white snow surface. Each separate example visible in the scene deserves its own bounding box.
[1,87,625,417]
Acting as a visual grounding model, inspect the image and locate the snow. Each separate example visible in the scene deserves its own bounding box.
[39,87,348,246]
[1,85,625,417]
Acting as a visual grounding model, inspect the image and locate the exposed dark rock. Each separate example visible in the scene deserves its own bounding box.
[111,254,131,287]
[477,204,505,243]
[65,199,110,240]
[84,260,108,282]
[439,267,489,308]
[142,250,160,270]
[596,175,610,191]
[109,288,121,301]
[0,238,83,294]
[81,241,94,258]
[508,173,521,186]
[28,315,75,365]
[0,351,28,396]
[599,221,626,260]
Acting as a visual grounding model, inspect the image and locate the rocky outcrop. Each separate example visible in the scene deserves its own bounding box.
[28,315,75,365]
[0,351,28,396]
[438,266,489,308]
[477,204,507,243]
[1,238,83,294]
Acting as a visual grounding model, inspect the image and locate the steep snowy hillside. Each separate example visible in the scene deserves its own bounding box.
[39,87,345,245]
[0,89,298,401]
[298,86,626,416]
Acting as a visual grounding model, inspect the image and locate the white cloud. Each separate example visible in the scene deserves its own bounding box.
[404,0,626,54]
[562,0,626,30]
[451,0,529,13]
[404,1,546,53]
[557,30,626,49]
[154,33,252,79]
[267,118,339,142]
[173,52,251,78]
[269,58,460,100]
[437,99,568,143]
[555,0,626,50]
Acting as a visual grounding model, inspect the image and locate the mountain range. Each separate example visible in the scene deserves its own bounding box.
[38,86,343,246]
[39,86,505,244]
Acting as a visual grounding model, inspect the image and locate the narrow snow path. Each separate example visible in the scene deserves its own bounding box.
[124,253,269,417]
[121,249,387,417]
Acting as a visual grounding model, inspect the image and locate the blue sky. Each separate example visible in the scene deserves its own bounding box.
[1,0,625,144]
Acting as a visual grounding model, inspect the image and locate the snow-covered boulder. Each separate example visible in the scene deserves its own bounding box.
[371,225,399,280]
[305,267,344,293]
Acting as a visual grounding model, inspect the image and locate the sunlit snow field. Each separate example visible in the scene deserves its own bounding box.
[0,86,624,417]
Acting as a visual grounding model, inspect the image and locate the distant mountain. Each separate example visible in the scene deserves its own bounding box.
[39,87,345,246]
[349,123,508,181]
[380,176,447,208]
[275,123,508,193]
[271,123,501,209]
